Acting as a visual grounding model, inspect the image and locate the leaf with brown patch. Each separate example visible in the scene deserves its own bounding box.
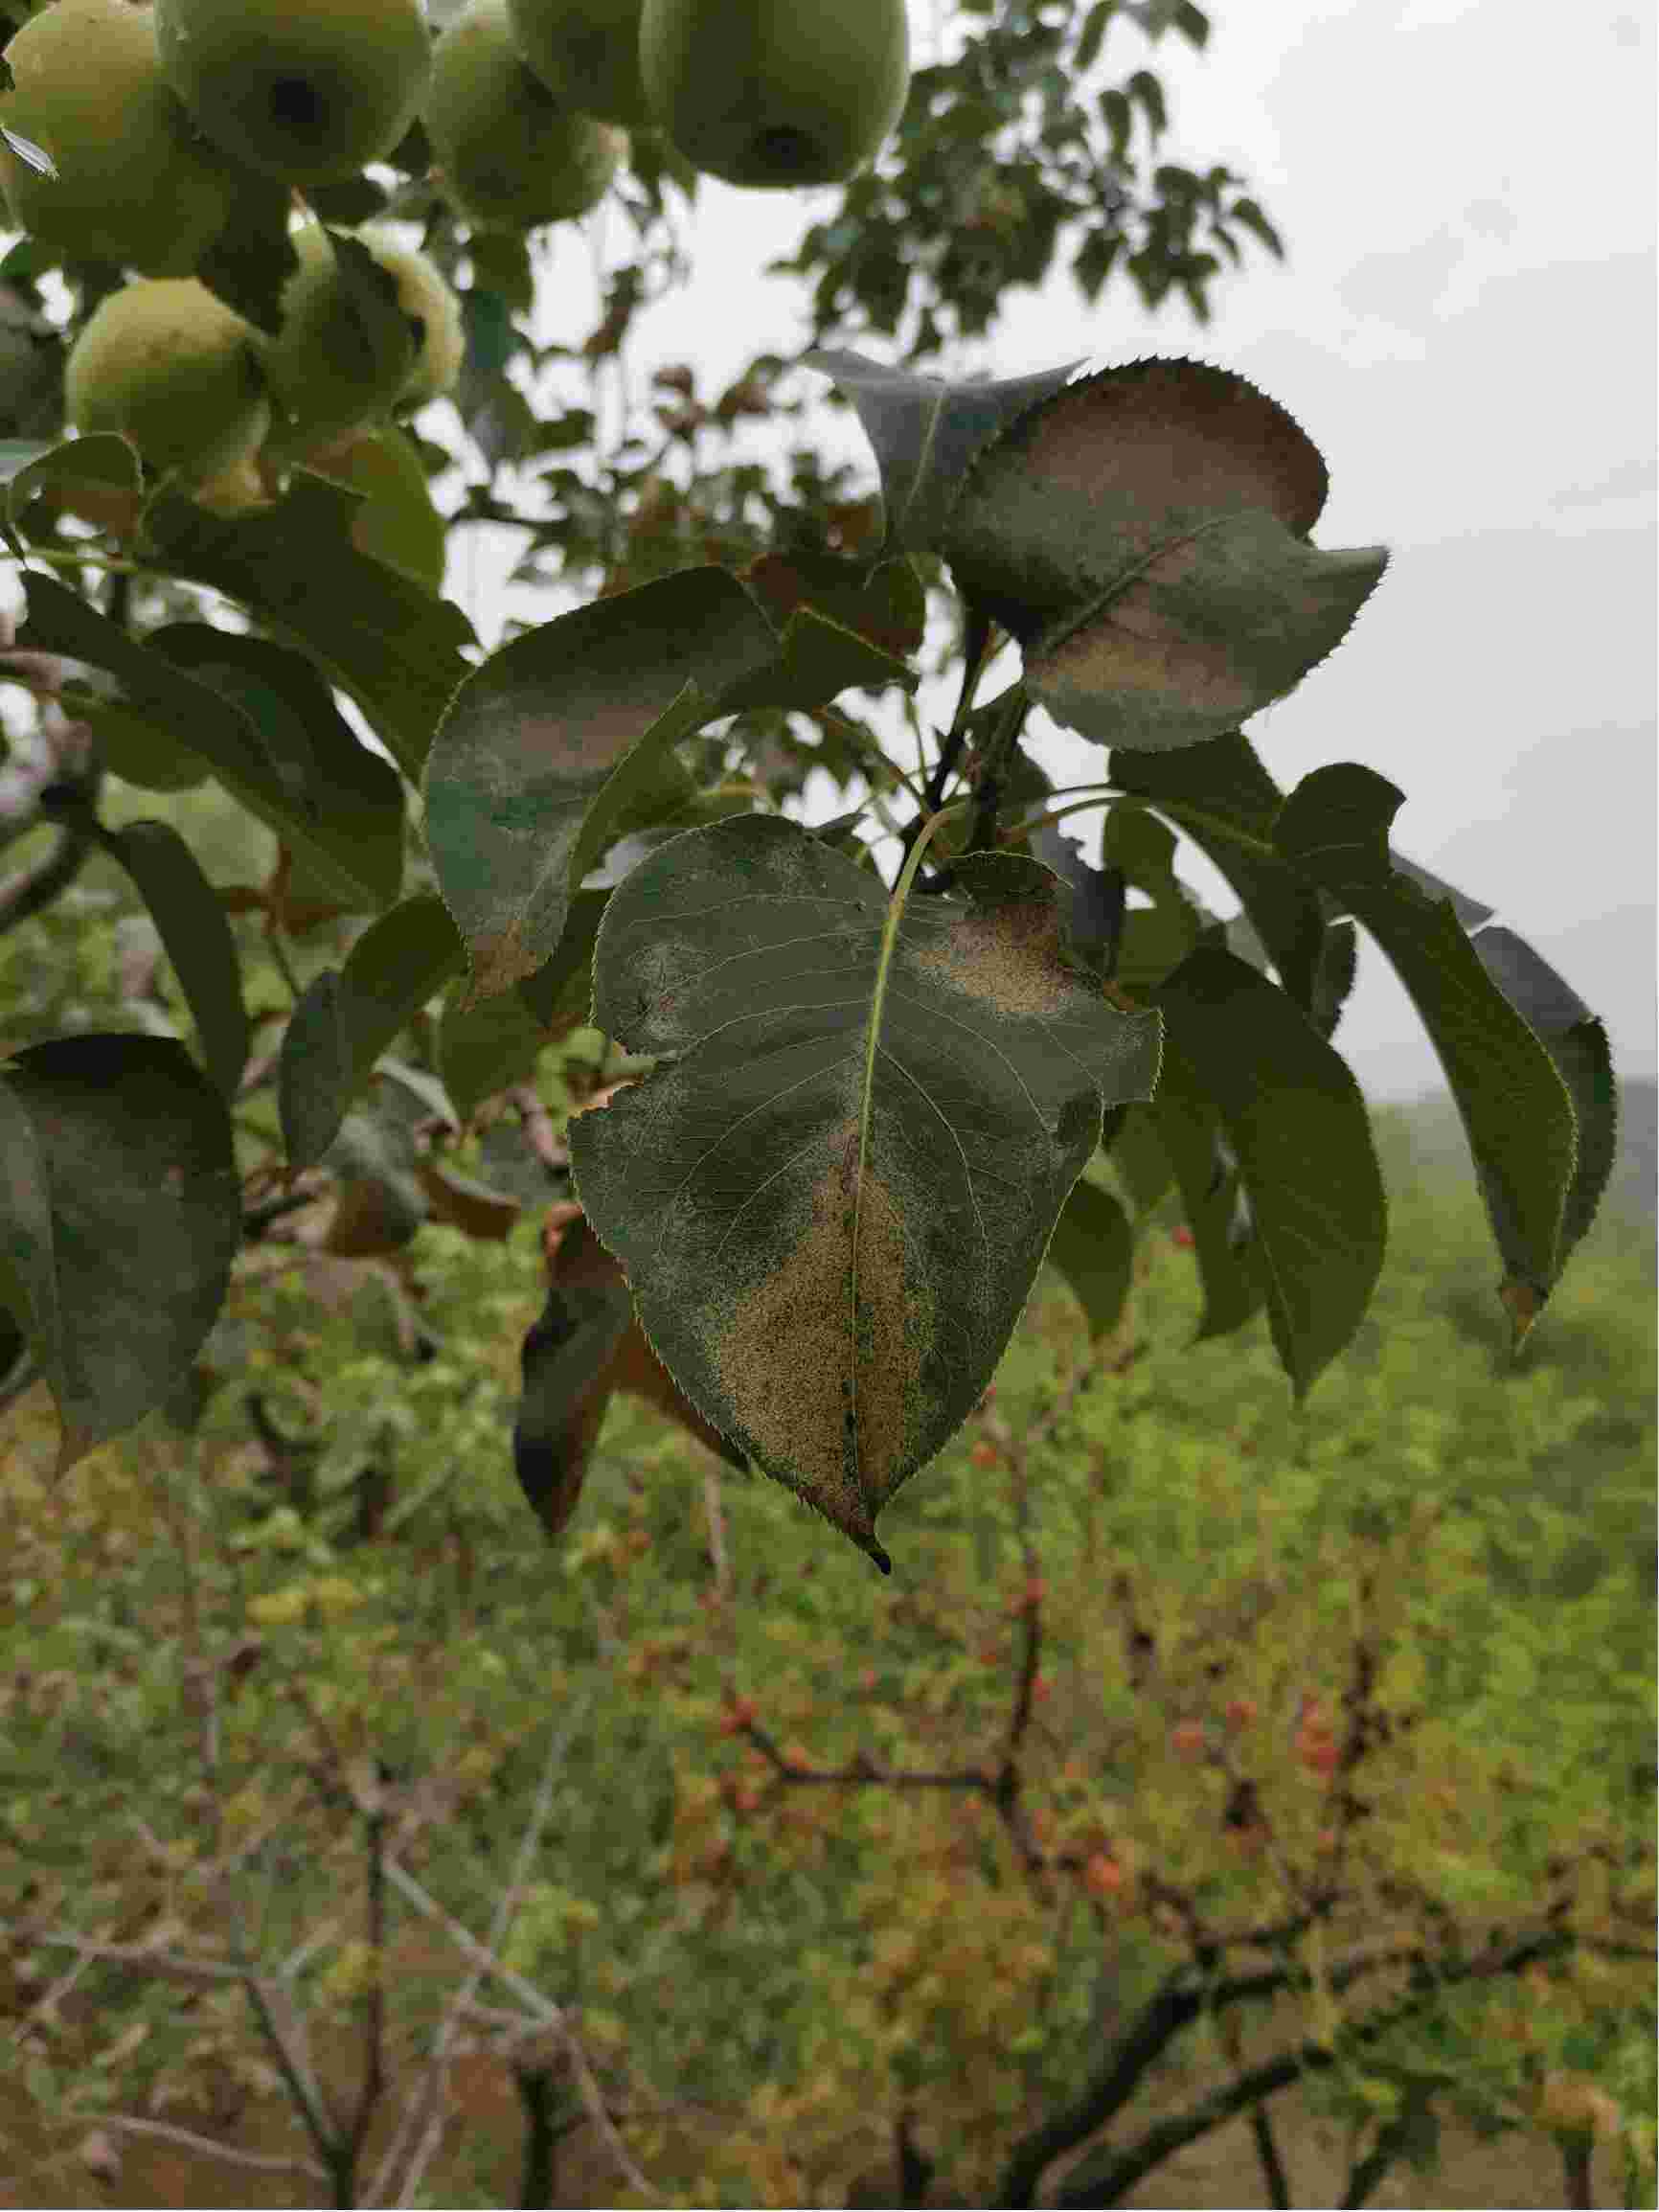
[568,813,1162,1569]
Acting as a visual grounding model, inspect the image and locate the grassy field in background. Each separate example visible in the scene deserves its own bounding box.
[2,1090,1653,2208]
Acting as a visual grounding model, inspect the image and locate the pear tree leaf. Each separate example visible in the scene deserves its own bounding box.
[415,1157,521,1240]
[143,471,476,778]
[739,549,927,663]
[438,888,605,1123]
[17,580,403,910]
[804,349,1084,554]
[568,813,1162,1569]
[1142,1041,1262,1341]
[1274,764,1579,1337]
[280,894,465,1171]
[1045,1176,1133,1341]
[1026,508,1387,748]
[305,423,446,593]
[1102,1101,1175,1219]
[0,1035,240,1475]
[1308,916,1358,1040]
[425,566,915,1009]
[95,818,250,1103]
[150,625,407,908]
[514,1207,744,1543]
[1030,822,1125,978]
[6,431,140,536]
[939,358,1381,747]
[1152,944,1387,1399]
[1465,924,1616,1288]
[194,171,297,333]
[1110,732,1329,1008]
[319,1106,428,1257]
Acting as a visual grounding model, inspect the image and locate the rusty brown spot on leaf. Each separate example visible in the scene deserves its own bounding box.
[910,900,1076,1019]
[710,1125,924,1554]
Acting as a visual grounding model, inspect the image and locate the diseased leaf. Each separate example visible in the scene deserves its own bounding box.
[1045,1176,1133,1341]
[280,895,465,1171]
[97,819,249,1102]
[0,1035,240,1474]
[144,473,475,778]
[1152,945,1387,1399]
[1274,764,1578,1337]
[425,566,914,1009]
[568,813,1161,1568]
[740,549,927,663]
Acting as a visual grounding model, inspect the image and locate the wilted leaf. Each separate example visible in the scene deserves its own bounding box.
[415,1157,520,1240]
[425,566,914,1008]
[1151,944,1387,1398]
[1274,764,1579,1337]
[0,1036,240,1474]
[280,895,464,1170]
[568,813,1161,1568]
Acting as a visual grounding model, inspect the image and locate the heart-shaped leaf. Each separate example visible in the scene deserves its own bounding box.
[425,565,916,1008]
[1274,764,1579,1337]
[280,895,465,1171]
[568,813,1162,1569]
[144,472,475,778]
[1151,945,1388,1398]
[0,1035,240,1474]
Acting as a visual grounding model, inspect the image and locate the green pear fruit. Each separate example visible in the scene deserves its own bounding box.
[507,0,651,127]
[638,0,908,189]
[263,221,463,444]
[426,0,624,233]
[65,279,270,483]
[360,226,466,405]
[152,0,431,185]
[0,0,239,275]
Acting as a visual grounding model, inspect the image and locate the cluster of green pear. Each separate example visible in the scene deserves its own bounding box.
[0,0,910,501]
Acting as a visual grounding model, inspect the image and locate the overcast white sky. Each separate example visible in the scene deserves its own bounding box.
[458,0,1658,1105]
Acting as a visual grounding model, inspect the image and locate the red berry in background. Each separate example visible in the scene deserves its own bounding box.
[717,1695,758,1736]
[1172,1224,1195,1249]
[1299,1735,1341,1776]
[969,1440,1001,1470]
[1225,1697,1259,1731]
[1170,1720,1207,1759]
[1082,1850,1125,1897]
[1033,1673,1053,1702]
[859,1666,877,1692]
